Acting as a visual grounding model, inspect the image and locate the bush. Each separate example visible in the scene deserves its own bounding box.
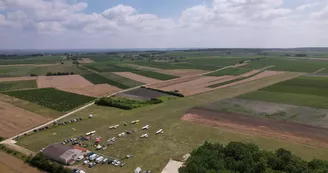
[179,141,328,173]
[30,74,38,76]
[46,72,75,76]
[145,87,184,97]
[95,97,162,110]
[28,153,71,173]
[0,144,28,161]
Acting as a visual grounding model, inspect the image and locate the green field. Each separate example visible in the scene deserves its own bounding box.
[206,67,252,76]
[0,56,63,65]
[16,72,328,173]
[0,64,87,77]
[0,80,36,91]
[245,58,328,73]
[100,72,144,88]
[4,88,95,112]
[239,76,328,109]
[132,70,178,80]
[81,73,130,89]
[83,63,134,72]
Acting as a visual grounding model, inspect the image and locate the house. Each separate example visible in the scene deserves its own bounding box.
[42,143,82,165]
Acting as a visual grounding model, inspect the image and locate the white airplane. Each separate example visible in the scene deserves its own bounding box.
[140,133,148,138]
[142,125,149,130]
[156,129,163,134]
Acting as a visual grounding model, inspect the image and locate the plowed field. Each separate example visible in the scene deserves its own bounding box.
[0,100,50,138]
[37,75,93,88]
[182,108,328,148]
[0,151,43,173]
[59,84,121,97]
[114,72,161,84]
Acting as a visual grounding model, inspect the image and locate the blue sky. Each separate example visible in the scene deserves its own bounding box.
[0,0,328,49]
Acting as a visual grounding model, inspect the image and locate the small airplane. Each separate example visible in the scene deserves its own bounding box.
[140,133,148,138]
[142,125,149,130]
[156,129,163,134]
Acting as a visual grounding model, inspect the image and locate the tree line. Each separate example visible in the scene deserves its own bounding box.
[179,141,328,173]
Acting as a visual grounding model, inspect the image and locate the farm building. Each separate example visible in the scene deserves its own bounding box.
[41,143,83,165]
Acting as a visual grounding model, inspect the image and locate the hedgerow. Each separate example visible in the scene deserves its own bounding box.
[95,96,162,110]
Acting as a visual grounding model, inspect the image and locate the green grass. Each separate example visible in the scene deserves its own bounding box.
[83,63,134,72]
[245,58,328,73]
[132,70,178,80]
[206,67,252,76]
[208,71,264,88]
[100,72,144,87]
[4,88,95,112]
[17,72,328,173]
[239,76,328,109]
[0,80,36,91]
[81,73,130,89]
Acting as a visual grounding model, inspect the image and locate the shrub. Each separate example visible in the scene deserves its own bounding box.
[179,141,328,173]
[28,153,71,173]
[95,97,162,110]
[145,87,184,97]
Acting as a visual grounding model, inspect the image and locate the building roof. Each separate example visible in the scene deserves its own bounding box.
[73,146,87,152]
[42,143,74,160]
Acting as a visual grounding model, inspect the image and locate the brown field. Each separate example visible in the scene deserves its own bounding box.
[0,100,50,138]
[0,151,43,173]
[0,76,37,82]
[149,70,280,96]
[114,72,162,84]
[159,69,208,77]
[59,84,121,97]
[37,75,93,88]
[182,108,328,148]
[78,58,94,63]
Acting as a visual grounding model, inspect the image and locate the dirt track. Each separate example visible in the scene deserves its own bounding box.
[0,151,43,173]
[0,76,37,82]
[114,72,162,84]
[0,100,50,138]
[182,108,328,148]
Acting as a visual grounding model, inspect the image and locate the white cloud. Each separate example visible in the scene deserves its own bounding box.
[0,0,328,49]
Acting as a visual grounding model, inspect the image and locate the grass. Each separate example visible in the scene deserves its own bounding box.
[100,72,144,88]
[206,67,252,76]
[83,63,134,72]
[208,71,264,88]
[132,70,178,80]
[4,88,95,112]
[239,76,328,109]
[0,80,36,91]
[17,72,328,173]
[81,73,130,89]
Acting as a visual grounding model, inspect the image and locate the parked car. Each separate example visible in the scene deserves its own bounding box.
[88,162,96,168]
[83,160,89,165]
[102,158,108,164]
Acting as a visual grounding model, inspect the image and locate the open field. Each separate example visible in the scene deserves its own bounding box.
[239,76,328,109]
[203,98,328,128]
[100,72,144,88]
[81,73,130,89]
[0,94,61,119]
[245,58,328,73]
[17,72,326,173]
[132,70,178,80]
[59,84,121,97]
[116,88,168,100]
[0,151,43,173]
[205,67,252,76]
[115,72,162,84]
[37,75,93,88]
[83,63,134,72]
[4,88,95,112]
[0,76,37,82]
[182,108,328,148]
[78,58,94,63]
[0,80,37,91]
[0,99,51,138]
[150,70,281,96]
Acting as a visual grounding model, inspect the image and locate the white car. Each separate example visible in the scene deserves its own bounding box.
[77,155,84,161]
[83,160,90,165]
[95,156,104,163]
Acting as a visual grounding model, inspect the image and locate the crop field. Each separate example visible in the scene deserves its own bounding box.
[206,67,252,76]
[239,76,328,109]
[100,72,144,88]
[132,70,178,80]
[114,72,162,84]
[0,80,36,91]
[116,88,168,100]
[83,63,134,72]
[4,88,95,112]
[81,73,130,89]
[245,58,328,73]
[202,98,328,128]
[17,72,328,173]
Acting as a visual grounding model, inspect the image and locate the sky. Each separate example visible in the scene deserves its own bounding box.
[0,0,328,49]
